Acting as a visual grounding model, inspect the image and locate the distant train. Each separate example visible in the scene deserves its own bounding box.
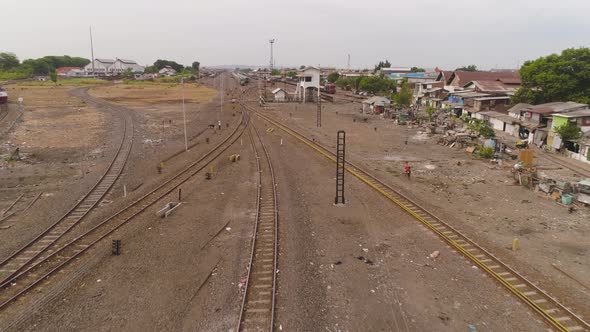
[232,72,249,86]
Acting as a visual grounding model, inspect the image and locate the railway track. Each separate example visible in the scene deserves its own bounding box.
[0,106,250,313]
[539,152,590,179]
[0,107,134,286]
[238,120,279,332]
[252,109,590,332]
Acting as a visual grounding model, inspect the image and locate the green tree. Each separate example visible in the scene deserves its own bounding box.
[49,69,57,85]
[410,67,425,72]
[358,76,396,95]
[554,121,582,141]
[271,69,281,76]
[375,60,391,71]
[456,65,477,71]
[393,80,412,107]
[153,59,184,73]
[286,71,297,79]
[327,72,340,83]
[122,68,134,79]
[512,48,590,104]
[191,61,200,72]
[0,52,20,70]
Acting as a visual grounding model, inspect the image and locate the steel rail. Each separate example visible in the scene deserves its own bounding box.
[252,109,589,332]
[238,119,279,332]
[0,96,250,311]
[0,103,134,286]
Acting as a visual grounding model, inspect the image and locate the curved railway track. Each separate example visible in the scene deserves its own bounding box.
[539,152,590,179]
[0,98,134,287]
[237,120,279,331]
[252,108,589,332]
[0,103,250,313]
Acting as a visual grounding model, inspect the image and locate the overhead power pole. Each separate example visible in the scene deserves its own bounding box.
[89,27,95,76]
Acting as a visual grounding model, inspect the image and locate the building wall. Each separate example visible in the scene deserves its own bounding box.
[490,118,505,131]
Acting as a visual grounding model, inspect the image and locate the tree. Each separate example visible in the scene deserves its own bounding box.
[512,47,590,105]
[393,80,412,107]
[327,72,340,83]
[358,76,397,95]
[410,67,425,72]
[554,121,582,142]
[271,69,281,76]
[191,61,200,72]
[374,60,391,71]
[456,65,477,71]
[153,59,184,73]
[122,68,134,79]
[0,52,20,70]
[49,69,57,85]
[286,71,297,79]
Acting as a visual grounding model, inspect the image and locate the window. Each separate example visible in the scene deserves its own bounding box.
[304,76,312,82]
[583,117,590,126]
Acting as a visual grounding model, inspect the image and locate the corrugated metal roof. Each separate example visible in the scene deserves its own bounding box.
[552,109,590,118]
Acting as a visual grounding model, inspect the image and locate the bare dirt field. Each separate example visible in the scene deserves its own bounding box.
[257,97,590,321]
[0,84,114,260]
[89,82,217,106]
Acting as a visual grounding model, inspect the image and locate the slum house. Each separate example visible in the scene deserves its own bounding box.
[447,70,520,88]
[474,111,521,136]
[362,96,391,114]
[442,90,491,116]
[548,109,590,162]
[413,81,445,106]
[507,102,588,146]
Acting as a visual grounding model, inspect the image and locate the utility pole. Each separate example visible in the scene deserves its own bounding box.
[335,131,346,204]
[89,27,95,76]
[181,77,188,151]
[317,64,321,127]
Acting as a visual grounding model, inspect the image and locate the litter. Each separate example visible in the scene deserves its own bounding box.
[468,324,477,331]
[96,279,102,283]
[429,250,440,259]
[225,227,231,231]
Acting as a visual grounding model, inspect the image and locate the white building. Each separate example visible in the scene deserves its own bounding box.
[295,66,320,103]
[158,66,177,77]
[84,58,144,76]
[111,59,145,74]
[272,88,286,102]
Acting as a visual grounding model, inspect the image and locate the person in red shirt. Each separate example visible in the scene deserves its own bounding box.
[404,162,411,179]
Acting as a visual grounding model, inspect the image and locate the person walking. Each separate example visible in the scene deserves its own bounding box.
[404,162,411,179]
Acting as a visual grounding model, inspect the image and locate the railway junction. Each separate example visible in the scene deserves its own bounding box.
[0,73,588,332]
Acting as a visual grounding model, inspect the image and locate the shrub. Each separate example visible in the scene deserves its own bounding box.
[479,146,494,159]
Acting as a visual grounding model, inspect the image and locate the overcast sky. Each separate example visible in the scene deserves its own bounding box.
[2,0,590,70]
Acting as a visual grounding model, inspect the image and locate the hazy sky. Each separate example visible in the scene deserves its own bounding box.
[2,0,590,70]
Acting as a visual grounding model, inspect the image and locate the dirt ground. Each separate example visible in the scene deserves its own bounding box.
[257,98,590,320]
[89,82,217,106]
[0,84,114,260]
[0,77,576,331]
